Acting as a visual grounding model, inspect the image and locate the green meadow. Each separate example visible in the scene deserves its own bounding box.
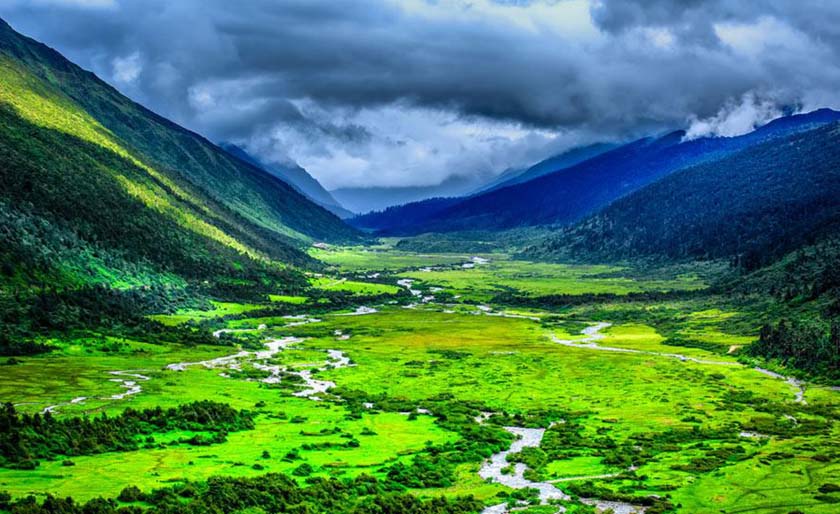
[1,246,838,513]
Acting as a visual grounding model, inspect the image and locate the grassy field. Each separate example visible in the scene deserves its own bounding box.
[309,276,402,295]
[1,246,838,513]
[395,258,707,301]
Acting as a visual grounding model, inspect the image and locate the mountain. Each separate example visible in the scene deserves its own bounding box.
[331,173,492,214]
[474,142,617,194]
[350,197,463,232]
[0,17,359,293]
[527,121,840,270]
[371,109,840,235]
[219,143,354,218]
[349,143,617,233]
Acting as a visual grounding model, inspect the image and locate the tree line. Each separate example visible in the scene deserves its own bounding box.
[0,401,254,469]
[0,473,483,514]
[748,319,840,380]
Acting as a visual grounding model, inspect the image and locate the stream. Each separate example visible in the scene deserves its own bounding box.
[479,426,645,514]
[166,336,353,400]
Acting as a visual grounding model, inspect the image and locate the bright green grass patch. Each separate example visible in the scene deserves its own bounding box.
[398,258,706,301]
[148,301,264,326]
[309,277,401,295]
[310,247,472,271]
[544,456,614,479]
[269,294,309,304]
[0,407,453,501]
[595,322,741,360]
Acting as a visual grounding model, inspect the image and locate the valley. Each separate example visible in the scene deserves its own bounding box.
[2,245,837,513]
[2,10,840,514]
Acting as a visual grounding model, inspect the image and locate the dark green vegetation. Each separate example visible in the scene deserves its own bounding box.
[0,18,361,356]
[1,474,483,514]
[0,401,254,469]
[750,320,840,380]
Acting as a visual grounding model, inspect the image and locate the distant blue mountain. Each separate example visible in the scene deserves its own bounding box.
[474,142,617,194]
[351,197,463,232]
[359,109,840,235]
[331,173,491,214]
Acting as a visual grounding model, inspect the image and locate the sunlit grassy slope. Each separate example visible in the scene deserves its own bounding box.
[0,18,359,289]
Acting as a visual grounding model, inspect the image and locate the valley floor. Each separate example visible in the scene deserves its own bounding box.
[1,247,838,513]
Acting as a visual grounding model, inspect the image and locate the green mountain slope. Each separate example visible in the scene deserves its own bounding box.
[0,18,359,289]
[528,122,840,270]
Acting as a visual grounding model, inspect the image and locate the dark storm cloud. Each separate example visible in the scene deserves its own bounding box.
[3,0,840,188]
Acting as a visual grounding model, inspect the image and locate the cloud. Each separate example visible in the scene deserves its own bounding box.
[4,0,840,189]
[684,92,786,140]
[111,51,142,83]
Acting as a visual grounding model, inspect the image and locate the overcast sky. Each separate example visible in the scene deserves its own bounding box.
[4,0,840,190]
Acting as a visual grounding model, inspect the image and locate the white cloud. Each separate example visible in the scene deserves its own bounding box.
[714,16,809,58]
[111,52,142,83]
[243,101,571,190]
[684,92,785,139]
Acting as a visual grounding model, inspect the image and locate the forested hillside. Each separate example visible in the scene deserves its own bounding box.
[529,122,840,269]
[368,109,840,235]
[0,18,358,352]
[0,18,360,281]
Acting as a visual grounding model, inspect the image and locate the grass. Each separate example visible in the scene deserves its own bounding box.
[309,246,472,271]
[269,294,309,304]
[309,276,401,295]
[395,257,706,302]
[1,245,837,513]
[147,301,266,326]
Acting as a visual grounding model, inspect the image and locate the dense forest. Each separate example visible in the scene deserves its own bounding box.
[749,320,840,380]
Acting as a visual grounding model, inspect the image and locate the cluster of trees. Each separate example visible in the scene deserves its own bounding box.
[492,289,702,310]
[749,319,840,379]
[0,473,483,514]
[0,284,227,356]
[0,401,254,469]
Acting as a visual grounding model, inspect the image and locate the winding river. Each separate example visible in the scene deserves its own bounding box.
[478,425,645,514]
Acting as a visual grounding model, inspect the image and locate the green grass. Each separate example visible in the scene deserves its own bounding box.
[269,294,309,304]
[147,301,265,326]
[1,245,837,513]
[309,276,401,295]
[309,246,472,271]
[395,256,706,301]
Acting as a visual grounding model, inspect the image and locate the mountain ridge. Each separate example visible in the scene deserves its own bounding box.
[219,143,353,218]
[0,17,359,294]
[354,108,840,235]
